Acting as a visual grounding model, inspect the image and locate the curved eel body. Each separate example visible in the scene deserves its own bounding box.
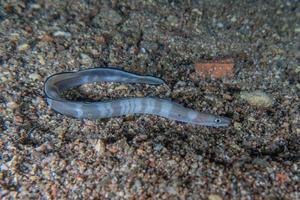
[44,67,230,127]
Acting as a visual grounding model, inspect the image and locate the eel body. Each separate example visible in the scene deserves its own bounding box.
[44,67,230,127]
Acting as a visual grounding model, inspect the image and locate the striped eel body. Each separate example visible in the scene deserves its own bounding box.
[44,67,231,127]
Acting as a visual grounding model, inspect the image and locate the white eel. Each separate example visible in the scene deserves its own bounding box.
[44,67,230,127]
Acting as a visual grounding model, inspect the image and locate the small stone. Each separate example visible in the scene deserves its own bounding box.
[137,148,145,155]
[166,186,177,194]
[35,143,52,152]
[282,122,289,128]
[174,81,186,87]
[17,43,30,51]
[223,94,233,101]
[230,16,237,22]
[217,22,224,28]
[1,76,7,82]
[31,4,41,10]
[54,127,66,138]
[94,35,106,45]
[166,15,179,26]
[140,47,146,53]
[167,160,176,165]
[108,146,119,153]
[84,120,94,127]
[132,179,142,191]
[29,175,39,182]
[233,122,242,130]
[90,49,100,56]
[29,73,42,81]
[294,66,300,74]
[247,116,256,122]
[208,194,222,200]
[94,139,106,155]
[295,27,300,33]
[7,101,19,109]
[114,84,128,90]
[252,158,270,167]
[39,34,54,42]
[154,143,164,151]
[192,8,202,16]
[9,33,20,42]
[240,91,273,108]
[80,53,92,64]
[141,41,158,53]
[38,55,46,65]
[14,115,23,124]
[53,31,71,38]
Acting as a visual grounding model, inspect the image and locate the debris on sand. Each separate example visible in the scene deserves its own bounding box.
[239,90,273,108]
[195,58,234,79]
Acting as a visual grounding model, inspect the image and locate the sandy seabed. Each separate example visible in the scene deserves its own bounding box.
[0,0,299,199]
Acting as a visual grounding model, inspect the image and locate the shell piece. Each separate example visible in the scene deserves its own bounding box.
[240,91,273,108]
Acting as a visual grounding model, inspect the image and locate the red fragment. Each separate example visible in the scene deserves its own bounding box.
[195,58,234,79]
[276,172,288,184]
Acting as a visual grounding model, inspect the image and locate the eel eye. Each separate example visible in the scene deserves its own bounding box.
[215,118,221,123]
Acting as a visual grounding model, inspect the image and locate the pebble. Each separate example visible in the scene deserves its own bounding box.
[192,8,202,16]
[39,34,54,42]
[17,43,30,51]
[208,194,222,200]
[29,73,42,81]
[30,4,41,10]
[9,33,20,42]
[53,31,71,38]
[80,53,92,64]
[14,115,23,124]
[166,15,179,26]
[239,91,273,108]
[294,66,300,74]
[234,122,242,131]
[230,16,237,22]
[141,41,158,53]
[94,35,106,45]
[38,55,46,65]
[252,158,270,167]
[217,22,224,28]
[174,81,186,88]
[114,84,129,90]
[54,127,66,137]
[247,116,256,122]
[7,101,19,109]
[154,143,164,152]
[108,146,119,153]
[94,139,106,155]
[223,93,233,101]
[35,143,52,152]
[166,186,177,194]
[1,76,7,82]
[140,47,146,53]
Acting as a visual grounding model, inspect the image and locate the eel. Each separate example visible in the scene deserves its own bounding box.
[44,67,231,127]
